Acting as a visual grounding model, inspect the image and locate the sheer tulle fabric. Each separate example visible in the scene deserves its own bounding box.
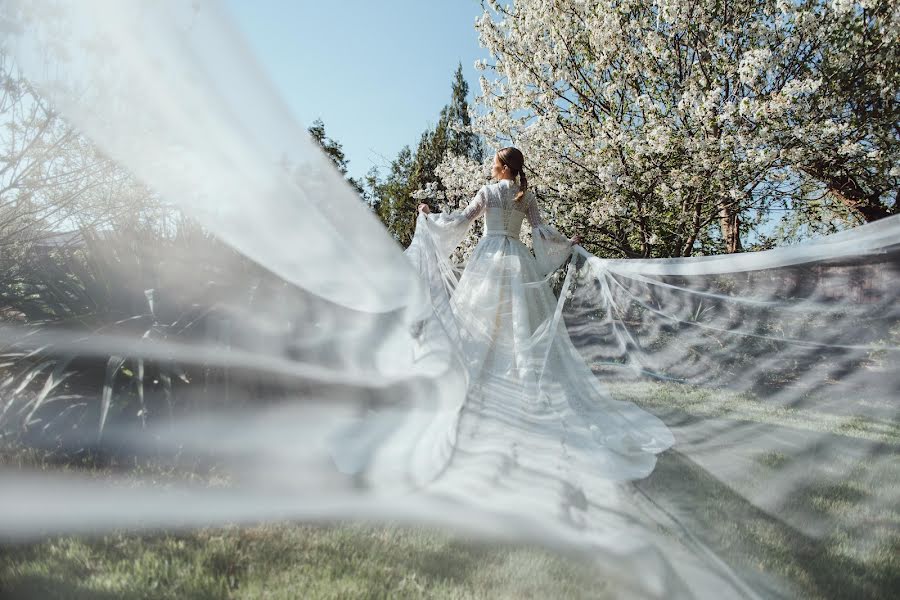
[404,179,674,482]
[0,3,897,600]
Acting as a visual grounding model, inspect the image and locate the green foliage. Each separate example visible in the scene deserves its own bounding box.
[373,145,417,245]
[0,222,281,445]
[307,119,365,197]
[372,64,483,246]
[447,65,483,162]
[304,75,483,235]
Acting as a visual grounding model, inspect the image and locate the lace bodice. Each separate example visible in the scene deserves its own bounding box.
[420,179,574,276]
[459,179,542,238]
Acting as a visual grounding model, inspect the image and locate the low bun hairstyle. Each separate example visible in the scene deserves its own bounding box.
[497,147,528,202]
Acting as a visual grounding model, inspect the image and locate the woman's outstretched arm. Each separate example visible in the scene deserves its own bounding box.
[418,187,487,221]
[411,186,488,258]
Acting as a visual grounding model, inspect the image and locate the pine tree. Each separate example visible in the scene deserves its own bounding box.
[375,146,417,245]
[371,65,484,245]
[363,166,382,214]
[447,63,481,162]
[407,65,483,216]
[409,113,449,199]
[307,119,365,196]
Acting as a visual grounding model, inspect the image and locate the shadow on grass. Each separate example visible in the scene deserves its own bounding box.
[637,450,900,600]
[1,574,144,600]
[0,537,225,600]
[0,524,535,600]
[294,525,496,586]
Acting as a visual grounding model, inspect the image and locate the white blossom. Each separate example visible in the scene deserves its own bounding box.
[471,0,899,256]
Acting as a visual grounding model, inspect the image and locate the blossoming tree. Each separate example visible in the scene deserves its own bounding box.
[467,0,898,257]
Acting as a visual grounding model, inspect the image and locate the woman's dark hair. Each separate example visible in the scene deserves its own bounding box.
[497,147,527,202]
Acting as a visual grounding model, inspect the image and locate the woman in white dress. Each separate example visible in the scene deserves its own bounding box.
[407,147,674,485]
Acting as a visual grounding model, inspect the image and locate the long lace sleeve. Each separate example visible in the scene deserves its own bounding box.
[414,186,487,258]
[525,192,574,276]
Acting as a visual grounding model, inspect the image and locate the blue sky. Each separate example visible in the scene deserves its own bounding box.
[225,0,490,181]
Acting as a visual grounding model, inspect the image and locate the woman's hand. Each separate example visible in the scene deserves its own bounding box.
[417,203,431,215]
[570,234,581,245]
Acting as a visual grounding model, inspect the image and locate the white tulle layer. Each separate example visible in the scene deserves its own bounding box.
[409,222,674,483]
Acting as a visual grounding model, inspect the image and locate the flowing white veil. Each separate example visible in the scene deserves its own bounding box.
[0,2,897,599]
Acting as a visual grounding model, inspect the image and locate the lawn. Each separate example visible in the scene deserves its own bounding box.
[0,522,608,600]
[1,381,897,599]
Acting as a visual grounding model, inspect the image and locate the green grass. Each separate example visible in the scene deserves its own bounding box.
[608,381,900,444]
[615,381,900,599]
[1,380,898,599]
[635,449,900,600]
[0,443,607,599]
[0,523,607,599]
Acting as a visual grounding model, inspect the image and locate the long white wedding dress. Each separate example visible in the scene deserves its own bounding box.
[405,179,673,483]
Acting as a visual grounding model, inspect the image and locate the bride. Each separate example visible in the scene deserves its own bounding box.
[407,147,674,483]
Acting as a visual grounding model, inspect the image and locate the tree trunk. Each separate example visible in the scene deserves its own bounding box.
[718,202,742,253]
[680,202,703,257]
